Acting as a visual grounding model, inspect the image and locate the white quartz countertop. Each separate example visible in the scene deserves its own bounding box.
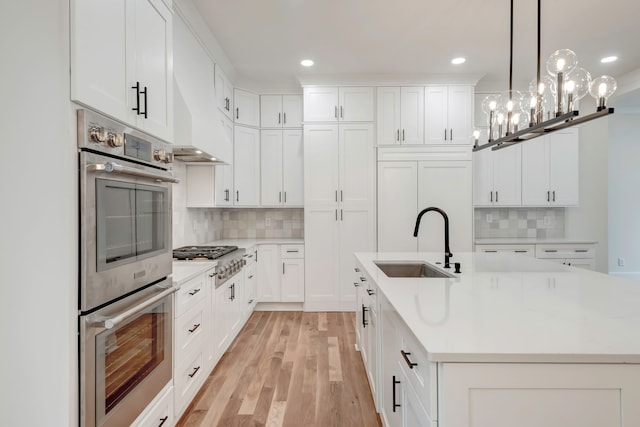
[474,237,598,245]
[355,251,640,364]
[201,238,304,248]
[172,261,215,286]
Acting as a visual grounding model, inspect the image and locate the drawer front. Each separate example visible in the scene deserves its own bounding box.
[280,244,304,259]
[175,299,208,358]
[476,244,535,256]
[400,329,438,420]
[131,384,173,427]
[175,272,209,317]
[175,350,206,415]
[536,244,595,259]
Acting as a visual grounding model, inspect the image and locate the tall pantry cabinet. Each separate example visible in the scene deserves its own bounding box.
[303,87,376,310]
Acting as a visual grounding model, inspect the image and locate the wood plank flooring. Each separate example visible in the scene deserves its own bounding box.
[177,311,382,427]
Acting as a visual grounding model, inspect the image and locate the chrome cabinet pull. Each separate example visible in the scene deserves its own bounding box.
[188,323,201,333]
[401,350,418,369]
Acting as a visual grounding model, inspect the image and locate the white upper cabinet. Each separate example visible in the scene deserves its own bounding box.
[376,87,424,145]
[215,65,233,119]
[260,95,303,128]
[425,85,473,145]
[303,87,374,122]
[234,89,259,127]
[71,0,173,142]
[233,126,260,206]
[473,144,522,206]
[260,129,304,207]
[522,128,579,206]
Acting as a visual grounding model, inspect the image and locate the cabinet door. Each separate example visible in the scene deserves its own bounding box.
[339,87,374,122]
[522,136,551,205]
[282,94,303,128]
[282,258,304,302]
[217,113,234,164]
[257,245,280,302]
[71,0,128,122]
[304,209,340,305]
[214,164,233,207]
[186,165,215,208]
[376,87,401,145]
[282,130,304,206]
[213,282,230,359]
[381,297,403,427]
[304,87,339,122]
[260,95,282,128]
[549,129,579,206]
[473,148,495,207]
[303,125,339,207]
[400,87,425,145]
[233,126,260,206]
[234,89,259,127]
[424,86,448,144]
[260,130,284,206]
[215,65,233,118]
[417,161,473,252]
[228,274,243,338]
[402,379,433,427]
[130,0,173,141]
[447,86,473,145]
[493,145,522,206]
[377,162,418,251]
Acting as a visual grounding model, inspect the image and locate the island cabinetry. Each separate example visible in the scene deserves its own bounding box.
[354,265,379,408]
[71,0,173,142]
[303,87,374,122]
[260,94,303,128]
[376,86,424,145]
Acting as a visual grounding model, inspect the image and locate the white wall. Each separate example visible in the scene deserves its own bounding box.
[564,119,609,273]
[608,112,640,274]
[0,1,76,426]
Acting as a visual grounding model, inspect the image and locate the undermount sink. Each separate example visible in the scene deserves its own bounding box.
[374,261,456,279]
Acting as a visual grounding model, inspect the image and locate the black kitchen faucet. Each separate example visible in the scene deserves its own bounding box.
[413,207,453,269]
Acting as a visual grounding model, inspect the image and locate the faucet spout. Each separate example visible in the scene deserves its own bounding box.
[413,207,453,268]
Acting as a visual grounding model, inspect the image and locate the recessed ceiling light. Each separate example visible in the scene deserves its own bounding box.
[210,157,217,161]
[195,150,202,154]
[301,59,314,67]
[601,56,618,63]
[451,57,466,65]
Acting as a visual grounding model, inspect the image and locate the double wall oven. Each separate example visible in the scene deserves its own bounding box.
[77,109,179,427]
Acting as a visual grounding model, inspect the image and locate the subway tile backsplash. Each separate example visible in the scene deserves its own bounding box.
[474,207,565,239]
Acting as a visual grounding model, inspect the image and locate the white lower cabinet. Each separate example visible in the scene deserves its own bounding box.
[131,383,173,427]
[476,243,596,271]
[243,247,258,318]
[257,244,305,303]
[355,266,379,410]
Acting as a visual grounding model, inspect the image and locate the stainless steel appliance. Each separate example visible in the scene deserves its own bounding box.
[77,109,179,427]
[173,245,246,287]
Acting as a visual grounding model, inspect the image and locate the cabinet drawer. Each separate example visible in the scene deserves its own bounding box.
[400,329,438,420]
[175,299,207,358]
[536,244,595,259]
[175,350,206,416]
[476,244,535,256]
[280,244,304,258]
[131,384,173,427]
[175,271,209,317]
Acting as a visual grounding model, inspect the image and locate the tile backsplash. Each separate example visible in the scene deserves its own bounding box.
[474,207,565,239]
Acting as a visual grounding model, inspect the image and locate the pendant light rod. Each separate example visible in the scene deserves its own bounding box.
[509,0,514,94]
[536,0,541,91]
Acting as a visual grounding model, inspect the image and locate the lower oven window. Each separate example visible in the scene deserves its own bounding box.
[96,302,167,417]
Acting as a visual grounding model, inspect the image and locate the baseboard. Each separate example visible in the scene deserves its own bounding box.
[254,302,304,311]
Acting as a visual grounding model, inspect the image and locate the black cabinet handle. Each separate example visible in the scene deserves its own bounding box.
[188,323,201,333]
[553,190,556,202]
[362,304,368,328]
[353,282,360,288]
[402,129,405,141]
[444,128,447,140]
[397,129,400,141]
[360,277,366,282]
[545,249,558,253]
[401,350,418,369]
[283,262,285,275]
[547,190,550,202]
[236,107,239,120]
[283,112,287,124]
[188,366,200,378]
[188,288,201,296]
[450,128,453,140]
[496,191,499,202]
[158,416,169,427]
[490,191,493,202]
[278,112,281,124]
[392,376,401,412]
[229,284,234,300]
[236,190,239,202]
[366,289,375,296]
[131,82,141,115]
[354,267,360,272]
[284,192,287,203]
[140,85,148,118]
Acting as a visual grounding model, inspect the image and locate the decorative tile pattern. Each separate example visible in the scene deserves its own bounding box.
[474,207,565,239]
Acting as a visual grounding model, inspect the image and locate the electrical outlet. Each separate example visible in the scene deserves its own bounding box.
[265,217,271,227]
[486,214,493,223]
[618,257,625,267]
[543,216,551,225]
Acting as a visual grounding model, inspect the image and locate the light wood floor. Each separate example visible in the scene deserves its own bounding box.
[177,311,382,427]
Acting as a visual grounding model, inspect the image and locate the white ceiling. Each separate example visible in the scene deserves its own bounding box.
[191,0,640,91]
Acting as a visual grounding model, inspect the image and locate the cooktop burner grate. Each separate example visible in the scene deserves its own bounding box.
[173,245,238,260]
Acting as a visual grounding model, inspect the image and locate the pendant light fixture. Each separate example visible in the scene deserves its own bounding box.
[473,0,616,152]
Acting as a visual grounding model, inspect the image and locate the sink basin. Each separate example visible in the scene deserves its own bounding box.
[374,261,455,279]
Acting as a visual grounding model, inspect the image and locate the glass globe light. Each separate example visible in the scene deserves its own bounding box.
[481,94,500,128]
[589,75,617,110]
[529,75,557,96]
[546,49,578,76]
[565,66,592,101]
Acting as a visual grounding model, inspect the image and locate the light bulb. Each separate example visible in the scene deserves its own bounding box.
[565,67,592,101]
[566,81,575,93]
[490,101,497,111]
[506,100,513,112]
[589,75,617,110]
[556,58,566,73]
[546,49,578,77]
[530,97,537,108]
[498,114,504,125]
[473,130,480,139]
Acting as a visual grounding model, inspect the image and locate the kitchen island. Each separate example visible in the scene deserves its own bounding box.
[355,251,640,427]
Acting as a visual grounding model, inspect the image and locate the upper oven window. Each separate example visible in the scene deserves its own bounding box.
[96,179,168,271]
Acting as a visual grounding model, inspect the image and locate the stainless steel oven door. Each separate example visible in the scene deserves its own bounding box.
[80,279,176,427]
[80,150,178,312]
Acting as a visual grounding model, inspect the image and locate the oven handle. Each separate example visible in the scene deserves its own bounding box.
[87,162,180,184]
[89,285,178,329]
